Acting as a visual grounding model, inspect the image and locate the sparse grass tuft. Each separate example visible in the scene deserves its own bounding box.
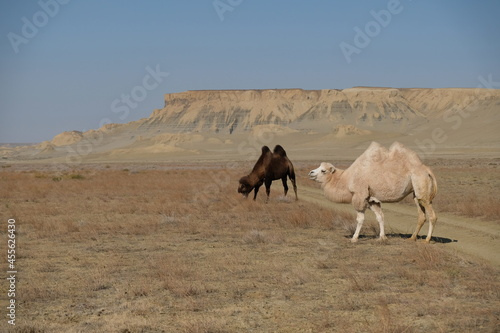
[374,300,415,333]
[342,267,377,292]
[243,230,267,244]
[179,316,227,333]
[12,326,46,333]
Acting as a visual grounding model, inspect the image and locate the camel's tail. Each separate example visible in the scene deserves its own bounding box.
[288,161,296,182]
[288,160,298,200]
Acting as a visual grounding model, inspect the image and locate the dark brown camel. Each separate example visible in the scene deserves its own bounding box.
[238,145,298,202]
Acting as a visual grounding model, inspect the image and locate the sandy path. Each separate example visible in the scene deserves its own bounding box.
[299,185,500,268]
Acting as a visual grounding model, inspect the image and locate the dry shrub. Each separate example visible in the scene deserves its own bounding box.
[154,256,195,281]
[409,243,448,270]
[243,230,267,244]
[460,195,500,220]
[150,256,209,298]
[373,300,414,333]
[462,263,500,299]
[337,292,368,311]
[279,266,316,286]
[84,266,113,292]
[19,280,55,303]
[285,209,313,228]
[165,281,205,298]
[436,192,500,220]
[315,255,334,269]
[341,267,377,292]
[394,243,454,289]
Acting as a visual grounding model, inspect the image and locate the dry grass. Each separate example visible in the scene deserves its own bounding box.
[400,162,500,221]
[0,163,499,332]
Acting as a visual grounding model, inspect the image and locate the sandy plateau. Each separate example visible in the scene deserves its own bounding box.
[1,87,499,332]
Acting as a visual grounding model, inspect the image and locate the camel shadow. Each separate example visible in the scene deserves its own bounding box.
[345,234,458,244]
[389,233,458,244]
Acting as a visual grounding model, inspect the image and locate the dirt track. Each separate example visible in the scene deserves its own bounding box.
[299,185,500,268]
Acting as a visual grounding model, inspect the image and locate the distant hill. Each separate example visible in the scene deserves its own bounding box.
[2,87,499,162]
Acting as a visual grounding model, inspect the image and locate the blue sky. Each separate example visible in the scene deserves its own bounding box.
[0,0,499,143]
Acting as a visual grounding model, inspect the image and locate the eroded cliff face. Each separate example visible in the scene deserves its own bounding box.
[2,87,499,161]
[144,87,500,133]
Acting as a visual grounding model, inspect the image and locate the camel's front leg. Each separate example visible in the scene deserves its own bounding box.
[351,193,369,242]
[281,176,289,197]
[253,180,264,201]
[369,203,387,241]
[351,211,365,242]
[252,185,261,201]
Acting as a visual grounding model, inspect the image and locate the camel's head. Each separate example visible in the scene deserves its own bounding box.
[238,176,253,197]
[308,162,335,183]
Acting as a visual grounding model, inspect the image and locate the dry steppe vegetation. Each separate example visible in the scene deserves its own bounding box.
[430,161,500,221]
[1,160,499,332]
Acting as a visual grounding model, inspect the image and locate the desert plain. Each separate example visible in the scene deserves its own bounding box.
[1,87,500,332]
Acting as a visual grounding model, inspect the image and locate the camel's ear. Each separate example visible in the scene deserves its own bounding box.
[320,163,335,174]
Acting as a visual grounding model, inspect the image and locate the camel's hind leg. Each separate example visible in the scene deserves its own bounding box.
[423,201,437,243]
[289,174,298,201]
[410,170,438,242]
[410,198,426,241]
[410,198,437,243]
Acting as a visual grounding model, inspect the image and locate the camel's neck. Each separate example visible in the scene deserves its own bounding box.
[323,169,353,204]
[246,172,262,186]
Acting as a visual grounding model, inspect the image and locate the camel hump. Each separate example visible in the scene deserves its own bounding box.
[261,146,271,155]
[389,141,423,164]
[273,145,287,157]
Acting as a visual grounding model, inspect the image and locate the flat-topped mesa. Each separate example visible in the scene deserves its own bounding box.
[148,88,422,133]
[141,87,499,134]
[146,89,319,132]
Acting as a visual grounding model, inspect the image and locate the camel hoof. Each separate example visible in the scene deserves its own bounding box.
[378,236,388,243]
[350,238,358,243]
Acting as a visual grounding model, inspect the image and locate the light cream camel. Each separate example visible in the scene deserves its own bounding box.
[309,142,438,242]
